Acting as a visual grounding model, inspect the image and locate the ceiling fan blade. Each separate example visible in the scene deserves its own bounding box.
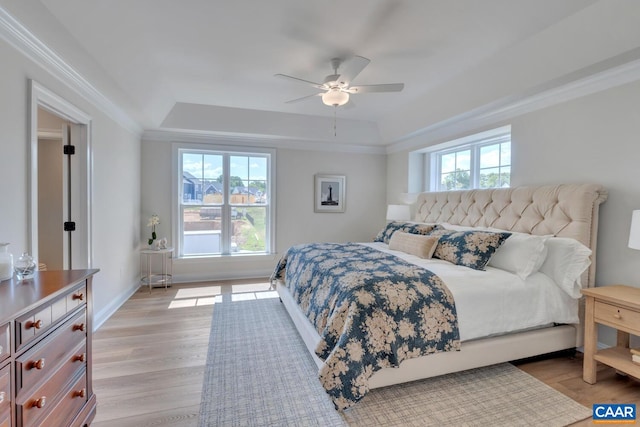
[347,83,404,93]
[284,93,323,104]
[336,56,370,85]
[274,74,325,89]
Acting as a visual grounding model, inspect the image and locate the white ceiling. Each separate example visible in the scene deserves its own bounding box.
[27,0,640,145]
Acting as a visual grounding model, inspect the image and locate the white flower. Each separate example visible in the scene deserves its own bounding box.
[147,214,160,227]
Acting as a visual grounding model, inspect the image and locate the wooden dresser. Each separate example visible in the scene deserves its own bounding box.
[0,270,98,427]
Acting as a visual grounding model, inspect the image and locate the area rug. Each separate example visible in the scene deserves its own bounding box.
[198,297,591,427]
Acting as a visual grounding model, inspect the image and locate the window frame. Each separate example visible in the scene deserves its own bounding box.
[172,143,276,259]
[428,126,511,191]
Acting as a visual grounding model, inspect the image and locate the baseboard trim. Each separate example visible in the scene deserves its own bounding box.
[93,279,140,331]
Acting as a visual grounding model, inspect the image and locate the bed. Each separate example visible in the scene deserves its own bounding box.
[271,183,607,410]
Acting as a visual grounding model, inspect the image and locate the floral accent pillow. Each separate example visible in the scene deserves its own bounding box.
[374,221,440,244]
[430,229,512,270]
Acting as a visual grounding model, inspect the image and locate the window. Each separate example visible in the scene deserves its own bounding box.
[431,127,511,191]
[176,145,274,257]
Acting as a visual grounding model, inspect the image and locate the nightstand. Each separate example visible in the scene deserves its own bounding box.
[582,285,640,383]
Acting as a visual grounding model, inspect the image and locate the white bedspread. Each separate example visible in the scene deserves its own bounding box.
[362,242,579,342]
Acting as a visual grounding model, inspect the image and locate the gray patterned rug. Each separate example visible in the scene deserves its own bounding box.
[198,297,591,427]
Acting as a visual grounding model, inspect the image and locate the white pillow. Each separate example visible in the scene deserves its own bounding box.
[487,232,550,280]
[538,237,592,298]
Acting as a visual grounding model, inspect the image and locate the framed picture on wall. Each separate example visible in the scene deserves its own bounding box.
[314,174,346,213]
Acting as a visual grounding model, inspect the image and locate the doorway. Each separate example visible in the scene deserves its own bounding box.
[29,81,93,270]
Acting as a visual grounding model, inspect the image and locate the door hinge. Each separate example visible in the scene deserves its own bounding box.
[64,221,76,232]
[63,145,76,155]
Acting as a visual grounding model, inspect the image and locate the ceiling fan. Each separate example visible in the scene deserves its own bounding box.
[275,56,404,107]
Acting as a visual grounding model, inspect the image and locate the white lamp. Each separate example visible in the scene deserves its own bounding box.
[629,210,640,250]
[386,204,411,221]
[322,88,349,107]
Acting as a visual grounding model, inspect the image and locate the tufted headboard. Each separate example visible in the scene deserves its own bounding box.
[414,184,608,288]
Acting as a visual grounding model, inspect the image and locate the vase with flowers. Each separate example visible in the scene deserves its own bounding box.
[147,214,160,246]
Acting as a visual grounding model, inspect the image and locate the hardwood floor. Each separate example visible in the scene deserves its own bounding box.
[92,280,640,426]
[92,279,273,426]
[517,354,640,426]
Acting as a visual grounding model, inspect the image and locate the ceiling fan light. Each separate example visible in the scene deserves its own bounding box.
[322,89,349,107]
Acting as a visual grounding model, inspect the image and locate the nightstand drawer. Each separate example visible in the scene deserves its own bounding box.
[594,301,640,333]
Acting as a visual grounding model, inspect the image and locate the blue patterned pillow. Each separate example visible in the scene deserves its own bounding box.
[430,229,511,270]
[374,222,440,244]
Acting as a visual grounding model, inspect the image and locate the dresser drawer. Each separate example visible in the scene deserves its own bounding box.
[594,301,640,333]
[66,285,86,312]
[38,372,87,427]
[16,361,86,427]
[0,323,8,363]
[16,310,87,396]
[15,284,86,351]
[16,306,52,352]
[0,364,10,425]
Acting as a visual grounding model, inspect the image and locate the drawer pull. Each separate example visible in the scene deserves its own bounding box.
[74,353,86,362]
[0,391,4,404]
[73,388,87,398]
[73,323,86,332]
[30,358,46,370]
[72,292,85,301]
[32,396,46,409]
[28,319,43,330]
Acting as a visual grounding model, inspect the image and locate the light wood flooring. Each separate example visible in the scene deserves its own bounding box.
[92,280,640,426]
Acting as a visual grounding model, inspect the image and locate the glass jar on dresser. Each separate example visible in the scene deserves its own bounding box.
[0,269,99,427]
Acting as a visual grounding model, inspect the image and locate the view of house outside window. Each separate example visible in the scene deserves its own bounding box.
[434,129,511,190]
[179,149,271,256]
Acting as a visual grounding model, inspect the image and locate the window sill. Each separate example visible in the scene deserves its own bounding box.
[174,253,279,265]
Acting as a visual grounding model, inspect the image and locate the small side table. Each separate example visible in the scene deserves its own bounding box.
[140,247,174,292]
[582,284,640,384]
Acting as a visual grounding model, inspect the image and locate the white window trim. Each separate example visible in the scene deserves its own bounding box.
[171,142,276,260]
[424,126,511,191]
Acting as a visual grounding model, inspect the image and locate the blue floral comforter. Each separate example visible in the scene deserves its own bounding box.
[270,242,460,410]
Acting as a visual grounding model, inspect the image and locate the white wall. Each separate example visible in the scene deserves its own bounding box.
[0,38,142,329]
[141,138,387,281]
[387,79,640,346]
[510,80,640,286]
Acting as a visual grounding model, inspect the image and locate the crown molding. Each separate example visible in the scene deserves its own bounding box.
[386,55,640,154]
[0,6,142,135]
[143,128,387,155]
[4,4,640,152]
